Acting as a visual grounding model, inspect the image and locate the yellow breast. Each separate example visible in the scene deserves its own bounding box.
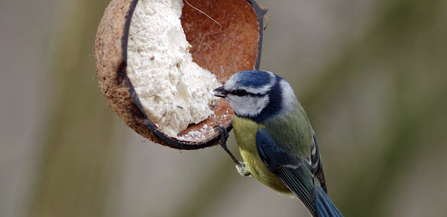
[232,116,292,194]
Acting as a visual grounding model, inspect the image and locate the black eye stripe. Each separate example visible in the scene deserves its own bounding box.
[232,89,248,96]
[230,89,268,97]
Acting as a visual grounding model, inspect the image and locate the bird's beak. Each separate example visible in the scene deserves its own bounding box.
[213,86,227,98]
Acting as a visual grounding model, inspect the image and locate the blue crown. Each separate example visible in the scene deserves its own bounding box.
[234,70,274,88]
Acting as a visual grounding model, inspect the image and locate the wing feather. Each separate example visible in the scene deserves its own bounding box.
[256,128,317,216]
[311,127,327,193]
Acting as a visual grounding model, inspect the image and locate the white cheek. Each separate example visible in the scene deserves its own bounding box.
[227,95,268,117]
[280,79,298,113]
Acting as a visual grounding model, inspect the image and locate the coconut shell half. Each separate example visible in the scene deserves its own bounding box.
[95,0,267,149]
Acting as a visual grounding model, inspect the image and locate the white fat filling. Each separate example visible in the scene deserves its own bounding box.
[126,0,220,137]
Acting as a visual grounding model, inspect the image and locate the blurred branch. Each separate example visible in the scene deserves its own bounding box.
[28,0,122,216]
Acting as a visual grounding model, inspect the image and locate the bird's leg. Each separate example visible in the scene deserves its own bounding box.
[213,125,240,166]
[214,125,251,177]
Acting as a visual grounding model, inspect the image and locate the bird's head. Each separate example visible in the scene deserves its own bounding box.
[214,70,298,123]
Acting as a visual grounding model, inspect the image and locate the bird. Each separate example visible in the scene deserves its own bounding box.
[213,70,342,217]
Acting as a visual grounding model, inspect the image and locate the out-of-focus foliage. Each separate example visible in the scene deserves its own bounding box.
[1,0,446,216]
[300,0,447,216]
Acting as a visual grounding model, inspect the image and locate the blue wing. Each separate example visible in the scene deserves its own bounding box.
[256,128,342,217]
[310,127,327,193]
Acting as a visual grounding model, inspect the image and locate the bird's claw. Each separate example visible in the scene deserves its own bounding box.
[236,161,251,177]
[214,125,229,146]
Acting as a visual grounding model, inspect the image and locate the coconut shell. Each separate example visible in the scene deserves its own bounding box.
[95,0,267,149]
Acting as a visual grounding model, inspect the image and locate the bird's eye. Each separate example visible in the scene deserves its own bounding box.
[232,89,248,96]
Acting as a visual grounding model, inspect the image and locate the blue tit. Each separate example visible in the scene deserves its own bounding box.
[214,70,342,217]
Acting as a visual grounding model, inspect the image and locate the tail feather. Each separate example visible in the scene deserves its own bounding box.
[314,186,343,217]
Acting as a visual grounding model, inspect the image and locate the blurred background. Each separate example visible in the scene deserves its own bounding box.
[1,0,446,216]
